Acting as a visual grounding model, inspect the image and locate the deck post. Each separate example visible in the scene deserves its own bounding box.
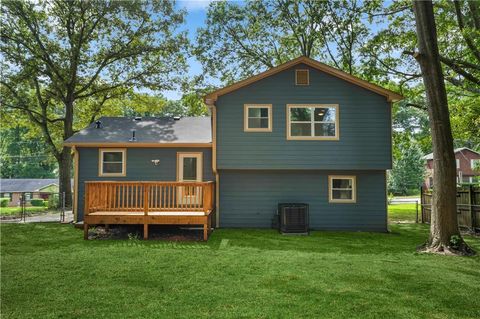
[144,223,148,240]
[84,223,89,240]
[203,222,208,241]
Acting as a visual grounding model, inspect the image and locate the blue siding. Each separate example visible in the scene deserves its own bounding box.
[216,64,392,169]
[76,147,213,221]
[219,170,387,231]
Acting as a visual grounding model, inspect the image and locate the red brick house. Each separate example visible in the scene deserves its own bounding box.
[423,147,480,189]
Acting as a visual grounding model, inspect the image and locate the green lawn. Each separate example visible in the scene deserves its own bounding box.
[389,203,418,222]
[0,206,49,216]
[1,223,479,318]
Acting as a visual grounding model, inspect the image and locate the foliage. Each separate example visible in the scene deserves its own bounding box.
[0,126,57,178]
[30,199,45,207]
[0,198,9,207]
[389,139,425,195]
[48,194,60,210]
[0,0,188,200]
[1,223,479,318]
[196,0,374,83]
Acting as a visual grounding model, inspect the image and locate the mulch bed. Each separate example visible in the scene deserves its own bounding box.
[88,225,204,241]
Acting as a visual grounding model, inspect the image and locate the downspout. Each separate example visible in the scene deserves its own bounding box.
[72,145,79,223]
[206,99,220,228]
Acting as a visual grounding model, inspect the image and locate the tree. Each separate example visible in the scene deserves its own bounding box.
[0,126,57,178]
[388,139,425,196]
[1,0,187,206]
[411,0,473,255]
[196,0,372,83]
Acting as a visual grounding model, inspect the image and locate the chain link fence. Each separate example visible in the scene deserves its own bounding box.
[0,192,70,223]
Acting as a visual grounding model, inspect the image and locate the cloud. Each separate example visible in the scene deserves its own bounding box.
[178,0,214,11]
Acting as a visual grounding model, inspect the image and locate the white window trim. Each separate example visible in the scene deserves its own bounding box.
[98,148,126,177]
[456,159,460,169]
[244,104,272,132]
[295,69,310,86]
[328,175,356,203]
[286,104,339,140]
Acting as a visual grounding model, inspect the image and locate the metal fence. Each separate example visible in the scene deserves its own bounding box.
[420,185,480,231]
[0,192,68,223]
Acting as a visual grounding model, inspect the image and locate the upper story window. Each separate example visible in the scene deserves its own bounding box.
[244,104,272,132]
[456,159,460,169]
[99,148,126,177]
[287,104,339,140]
[329,175,356,203]
[295,69,309,85]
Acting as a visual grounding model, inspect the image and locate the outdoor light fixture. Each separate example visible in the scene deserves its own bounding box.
[151,159,160,166]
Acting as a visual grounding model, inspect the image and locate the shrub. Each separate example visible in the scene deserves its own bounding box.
[48,194,60,209]
[0,198,10,207]
[30,199,45,207]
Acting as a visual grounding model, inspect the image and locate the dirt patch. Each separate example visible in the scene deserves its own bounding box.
[88,225,204,241]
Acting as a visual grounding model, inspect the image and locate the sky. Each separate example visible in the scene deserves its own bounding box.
[163,0,215,100]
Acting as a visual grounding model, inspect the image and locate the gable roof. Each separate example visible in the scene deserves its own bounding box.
[64,117,212,147]
[0,179,59,193]
[423,147,480,160]
[204,56,403,104]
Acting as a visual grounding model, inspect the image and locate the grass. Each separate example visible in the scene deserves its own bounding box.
[1,223,479,319]
[388,203,418,222]
[0,206,49,216]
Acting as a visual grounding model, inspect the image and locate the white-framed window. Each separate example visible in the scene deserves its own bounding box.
[456,159,460,169]
[287,104,339,140]
[295,69,309,85]
[329,175,356,203]
[98,148,126,177]
[244,104,272,132]
[471,159,480,170]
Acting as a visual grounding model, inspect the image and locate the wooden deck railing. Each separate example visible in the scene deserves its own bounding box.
[85,181,215,215]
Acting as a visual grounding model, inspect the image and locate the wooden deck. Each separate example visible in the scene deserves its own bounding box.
[83,181,215,240]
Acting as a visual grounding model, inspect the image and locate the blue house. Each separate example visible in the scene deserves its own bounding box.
[64,57,402,240]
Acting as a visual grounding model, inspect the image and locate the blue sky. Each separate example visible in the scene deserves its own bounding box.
[163,0,214,100]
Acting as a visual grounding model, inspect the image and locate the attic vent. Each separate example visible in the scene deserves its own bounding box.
[95,120,102,129]
[295,69,309,85]
[134,116,142,121]
[173,116,181,121]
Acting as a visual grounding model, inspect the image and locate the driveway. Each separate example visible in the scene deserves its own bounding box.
[1,210,73,223]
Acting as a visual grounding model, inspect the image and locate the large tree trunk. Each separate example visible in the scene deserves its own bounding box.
[412,0,474,255]
[58,149,73,208]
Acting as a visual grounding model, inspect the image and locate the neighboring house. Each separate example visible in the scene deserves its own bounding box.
[423,147,480,188]
[0,179,59,207]
[64,56,402,238]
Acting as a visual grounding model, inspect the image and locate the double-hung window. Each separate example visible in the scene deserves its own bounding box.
[287,104,338,140]
[329,176,356,203]
[244,104,272,132]
[99,148,126,177]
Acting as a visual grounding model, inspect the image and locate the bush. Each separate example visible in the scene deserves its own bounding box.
[0,198,10,207]
[48,194,60,210]
[30,199,45,207]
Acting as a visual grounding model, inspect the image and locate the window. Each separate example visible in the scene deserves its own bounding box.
[244,104,272,132]
[287,104,339,140]
[471,159,480,170]
[25,193,32,200]
[456,159,460,169]
[295,69,309,85]
[1,193,11,201]
[329,176,356,203]
[99,149,126,176]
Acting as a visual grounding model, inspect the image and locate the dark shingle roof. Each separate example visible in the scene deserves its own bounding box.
[0,179,58,193]
[64,117,212,145]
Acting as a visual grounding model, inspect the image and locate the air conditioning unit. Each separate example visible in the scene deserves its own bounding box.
[278,203,309,234]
